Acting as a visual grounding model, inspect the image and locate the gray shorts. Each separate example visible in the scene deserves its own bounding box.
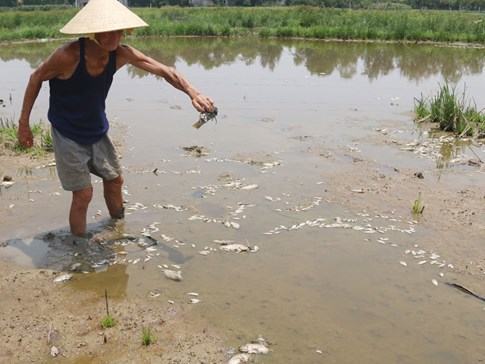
[51,127,122,191]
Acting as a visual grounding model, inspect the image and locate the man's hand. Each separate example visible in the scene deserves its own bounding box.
[191,94,215,113]
[18,121,33,149]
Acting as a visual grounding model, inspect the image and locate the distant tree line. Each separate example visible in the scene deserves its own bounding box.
[1,0,484,11]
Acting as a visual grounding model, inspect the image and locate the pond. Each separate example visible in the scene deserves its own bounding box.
[0,38,484,363]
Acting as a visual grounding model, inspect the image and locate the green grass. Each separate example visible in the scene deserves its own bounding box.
[0,117,53,156]
[414,84,485,138]
[412,192,425,216]
[100,315,116,329]
[2,7,485,43]
[141,327,154,346]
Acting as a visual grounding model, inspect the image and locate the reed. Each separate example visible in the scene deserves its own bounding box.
[414,84,485,137]
[1,7,485,43]
[0,117,53,156]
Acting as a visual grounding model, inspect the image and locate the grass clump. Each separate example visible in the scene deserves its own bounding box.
[414,84,485,138]
[100,315,116,329]
[0,117,53,156]
[141,327,154,346]
[412,192,425,216]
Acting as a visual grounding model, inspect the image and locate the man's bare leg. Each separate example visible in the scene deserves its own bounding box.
[70,187,93,236]
[103,175,124,219]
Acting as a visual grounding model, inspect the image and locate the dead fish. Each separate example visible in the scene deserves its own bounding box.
[189,298,200,304]
[220,244,250,253]
[53,273,72,283]
[0,181,15,188]
[164,269,183,281]
[241,184,258,191]
[240,343,269,354]
[228,354,251,364]
[50,346,60,357]
[70,263,82,271]
[193,107,218,129]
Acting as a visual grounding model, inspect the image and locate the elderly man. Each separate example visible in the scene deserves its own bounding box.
[17,0,215,237]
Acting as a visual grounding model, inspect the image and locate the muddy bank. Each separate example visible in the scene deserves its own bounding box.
[0,259,226,363]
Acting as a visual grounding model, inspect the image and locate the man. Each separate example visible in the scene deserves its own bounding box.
[17,0,215,237]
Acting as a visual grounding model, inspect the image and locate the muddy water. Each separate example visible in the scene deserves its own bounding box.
[1,38,485,363]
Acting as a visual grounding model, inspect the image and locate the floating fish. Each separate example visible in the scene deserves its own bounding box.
[240,343,269,354]
[164,269,182,281]
[228,353,250,364]
[53,274,72,283]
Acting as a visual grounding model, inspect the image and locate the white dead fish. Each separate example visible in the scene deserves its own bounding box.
[164,269,183,281]
[399,261,407,267]
[199,250,210,256]
[1,181,15,188]
[70,263,82,271]
[220,244,250,253]
[53,274,72,283]
[50,346,59,357]
[240,343,269,354]
[228,353,251,364]
[241,184,258,190]
[432,279,438,286]
[189,298,200,304]
[230,222,240,229]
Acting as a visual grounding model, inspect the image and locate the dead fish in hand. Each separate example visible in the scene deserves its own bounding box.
[193,107,218,129]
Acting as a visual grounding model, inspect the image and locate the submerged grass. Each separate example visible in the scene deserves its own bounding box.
[2,7,485,42]
[412,192,424,216]
[0,117,53,156]
[414,84,485,138]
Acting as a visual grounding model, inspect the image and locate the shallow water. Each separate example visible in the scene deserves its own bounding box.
[1,38,485,363]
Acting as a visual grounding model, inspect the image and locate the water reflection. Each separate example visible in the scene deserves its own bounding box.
[1,37,484,82]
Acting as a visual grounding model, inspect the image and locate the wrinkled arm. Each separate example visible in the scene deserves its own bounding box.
[117,45,215,113]
[18,50,67,148]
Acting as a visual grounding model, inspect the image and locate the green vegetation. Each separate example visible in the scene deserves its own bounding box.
[2,7,485,43]
[3,0,485,10]
[141,327,154,346]
[414,84,485,137]
[0,117,53,156]
[100,314,116,329]
[412,192,425,215]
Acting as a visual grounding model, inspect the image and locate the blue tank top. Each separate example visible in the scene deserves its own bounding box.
[48,38,117,145]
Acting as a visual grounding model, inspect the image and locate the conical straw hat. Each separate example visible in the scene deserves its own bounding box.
[60,0,148,35]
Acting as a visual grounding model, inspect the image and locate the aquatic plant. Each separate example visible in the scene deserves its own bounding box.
[414,84,485,138]
[0,117,52,156]
[141,327,154,346]
[100,314,116,329]
[411,192,424,216]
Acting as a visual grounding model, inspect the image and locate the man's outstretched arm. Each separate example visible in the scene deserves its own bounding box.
[117,45,215,113]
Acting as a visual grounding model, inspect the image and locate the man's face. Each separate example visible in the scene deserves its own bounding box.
[94,30,123,51]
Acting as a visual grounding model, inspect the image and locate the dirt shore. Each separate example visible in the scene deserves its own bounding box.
[0,258,226,364]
